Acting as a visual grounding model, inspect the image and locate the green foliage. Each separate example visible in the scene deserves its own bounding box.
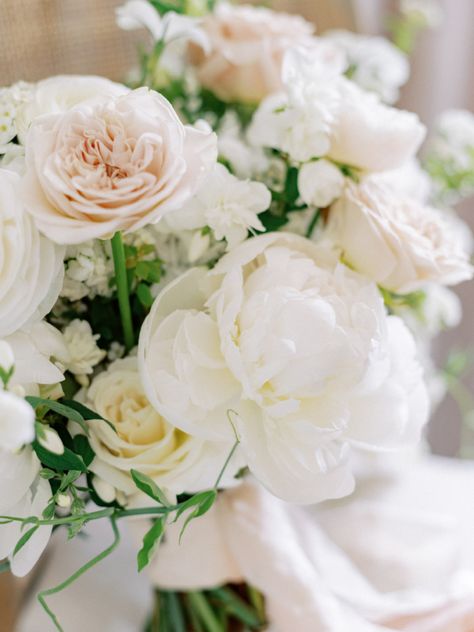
[137,517,166,571]
[175,490,217,543]
[131,469,171,507]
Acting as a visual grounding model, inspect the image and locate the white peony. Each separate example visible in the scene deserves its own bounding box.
[62,319,106,382]
[0,169,64,338]
[139,233,428,504]
[0,447,52,577]
[328,179,473,293]
[161,163,270,249]
[323,30,409,104]
[81,357,242,499]
[297,159,345,208]
[0,387,35,452]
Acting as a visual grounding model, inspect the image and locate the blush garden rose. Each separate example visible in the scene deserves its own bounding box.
[22,88,217,244]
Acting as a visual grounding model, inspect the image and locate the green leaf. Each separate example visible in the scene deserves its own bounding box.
[13,525,40,557]
[39,468,56,480]
[175,490,217,543]
[73,435,95,467]
[67,520,85,540]
[33,441,87,473]
[135,260,162,284]
[42,502,56,520]
[62,400,117,434]
[131,469,170,507]
[137,517,165,572]
[58,470,82,492]
[26,396,85,424]
[136,282,154,309]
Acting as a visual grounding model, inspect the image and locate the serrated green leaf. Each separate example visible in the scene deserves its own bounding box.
[131,469,170,506]
[67,520,85,540]
[13,525,39,557]
[137,518,165,572]
[33,441,87,473]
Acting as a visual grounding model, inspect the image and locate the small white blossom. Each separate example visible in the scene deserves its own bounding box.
[62,240,114,301]
[56,492,72,509]
[163,164,270,250]
[0,81,33,151]
[298,159,345,208]
[62,320,106,382]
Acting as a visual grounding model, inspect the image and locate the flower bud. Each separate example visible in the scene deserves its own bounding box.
[56,493,71,509]
[93,476,116,504]
[38,427,64,455]
[0,340,14,374]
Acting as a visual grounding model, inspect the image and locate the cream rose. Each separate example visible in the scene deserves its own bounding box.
[15,75,128,145]
[328,179,473,293]
[139,233,428,504]
[188,3,315,103]
[0,169,64,337]
[23,88,217,244]
[82,357,241,498]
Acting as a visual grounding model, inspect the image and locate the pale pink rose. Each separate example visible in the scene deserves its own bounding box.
[189,3,315,104]
[23,88,217,244]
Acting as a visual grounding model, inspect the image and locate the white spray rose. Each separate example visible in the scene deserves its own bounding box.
[328,179,473,293]
[62,320,106,382]
[161,163,270,250]
[298,160,345,208]
[0,447,52,576]
[328,79,426,172]
[139,233,428,504]
[0,169,64,338]
[81,357,241,499]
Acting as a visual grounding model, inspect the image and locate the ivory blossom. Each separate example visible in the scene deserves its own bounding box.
[22,88,217,244]
[139,233,429,504]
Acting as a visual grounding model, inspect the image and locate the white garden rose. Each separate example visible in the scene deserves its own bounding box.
[0,447,52,577]
[0,169,64,338]
[23,88,217,244]
[161,163,270,249]
[139,233,428,504]
[328,179,473,293]
[0,389,35,452]
[328,79,426,172]
[82,357,241,498]
[297,159,345,208]
[188,3,315,104]
[15,75,128,145]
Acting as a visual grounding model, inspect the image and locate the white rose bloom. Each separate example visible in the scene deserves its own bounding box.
[0,389,35,452]
[82,357,242,498]
[0,447,52,577]
[328,179,473,293]
[139,233,429,504]
[0,169,64,338]
[376,159,432,203]
[328,79,426,172]
[248,45,345,163]
[161,163,269,249]
[62,320,106,379]
[15,75,128,145]
[6,321,67,391]
[323,30,409,104]
[298,160,345,208]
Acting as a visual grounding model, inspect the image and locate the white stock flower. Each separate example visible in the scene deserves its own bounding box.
[248,45,345,163]
[15,75,128,145]
[139,233,428,504]
[0,447,52,577]
[0,169,64,338]
[328,179,474,293]
[0,389,35,452]
[0,82,33,150]
[23,88,217,244]
[323,30,409,104]
[61,240,114,301]
[62,320,106,381]
[217,111,269,180]
[298,160,345,208]
[162,164,270,249]
[81,357,241,498]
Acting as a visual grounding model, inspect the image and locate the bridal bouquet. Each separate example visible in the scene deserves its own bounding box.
[1,1,473,630]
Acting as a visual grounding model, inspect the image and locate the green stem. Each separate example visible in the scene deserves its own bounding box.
[187,592,222,632]
[38,517,120,632]
[214,440,239,489]
[305,209,321,239]
[111,231,134,351]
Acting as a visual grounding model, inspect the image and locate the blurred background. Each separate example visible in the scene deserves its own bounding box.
[0,1,473,627]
